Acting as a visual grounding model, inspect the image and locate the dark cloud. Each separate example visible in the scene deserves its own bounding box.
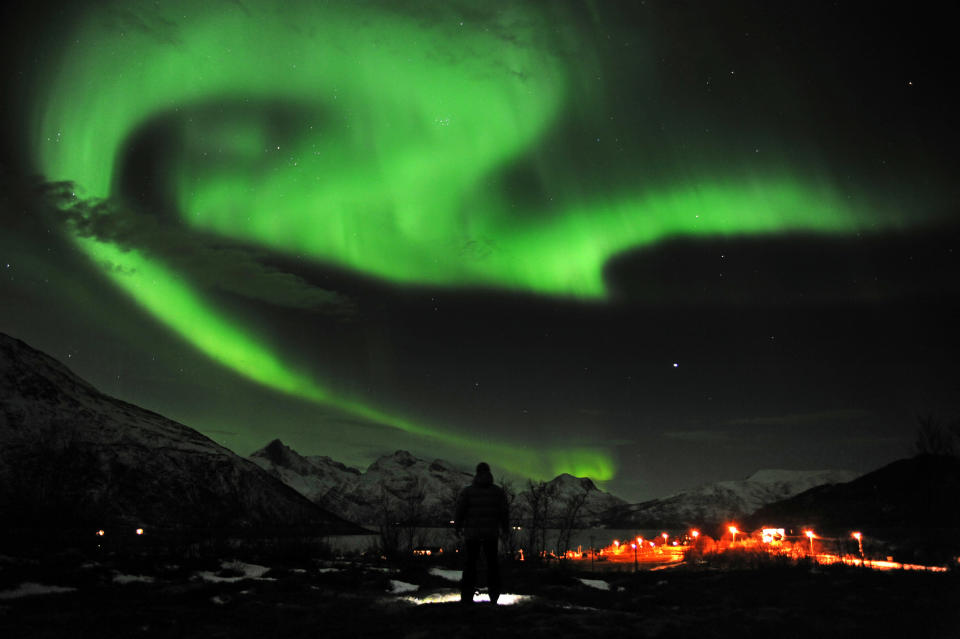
[105,7,183,46]
[720,410,871,428]
[38,181,355,317]
[661,429,735,444]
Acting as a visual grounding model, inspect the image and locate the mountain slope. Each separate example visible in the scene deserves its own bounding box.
[746,455,960,563]
[601,468,858,528]
[747,455,960,530]
[0,332,359,535]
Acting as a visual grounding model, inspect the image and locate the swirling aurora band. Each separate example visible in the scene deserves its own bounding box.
[30,1,902,480]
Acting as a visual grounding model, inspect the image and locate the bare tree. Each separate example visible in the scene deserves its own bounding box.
[375,477,432,557]
[499,478,519,560]
[375,482,401,558]
[399,478,428,552]
[522,480,551,562]
[555,488,590,558]
[914,414,959,457]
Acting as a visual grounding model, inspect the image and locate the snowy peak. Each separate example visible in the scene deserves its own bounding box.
[549,473,599,493]
[248,444,627,527]
[250,439,361,479]
[252,439,317,476]
[511,472,627,527]
[367,449,420,473]
[306,454,361,476]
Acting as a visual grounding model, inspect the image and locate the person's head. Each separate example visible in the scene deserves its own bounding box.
[473,461,493,486]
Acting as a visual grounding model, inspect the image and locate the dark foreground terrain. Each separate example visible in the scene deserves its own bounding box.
[2,551,958,639]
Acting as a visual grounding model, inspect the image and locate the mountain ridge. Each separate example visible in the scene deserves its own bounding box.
[601,467,858,529]
[0,332,360,536]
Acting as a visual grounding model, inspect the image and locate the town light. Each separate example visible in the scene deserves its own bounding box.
[728,525,738,544]
[852,532,863,556]
[804,530,816,554]
[136,528,144,535]
[761,528,785,544]
[690,529,700,539]
[96,530,105,536]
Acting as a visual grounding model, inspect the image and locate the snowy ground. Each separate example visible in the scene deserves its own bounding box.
[0,553,958,638]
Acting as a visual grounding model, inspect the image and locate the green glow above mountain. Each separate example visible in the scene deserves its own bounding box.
[29,0,917,480]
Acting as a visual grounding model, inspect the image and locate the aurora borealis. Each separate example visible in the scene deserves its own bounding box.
[2,0,958,498]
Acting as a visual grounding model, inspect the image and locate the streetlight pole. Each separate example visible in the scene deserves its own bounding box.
[805,530,815,556]
[852,532,863,561]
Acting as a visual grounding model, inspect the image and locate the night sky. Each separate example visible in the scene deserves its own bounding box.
[1,0,957,501]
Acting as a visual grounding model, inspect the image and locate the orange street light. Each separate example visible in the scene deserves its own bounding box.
[852,532,863,556]
[805,530,816,554]
[728,525,739,544]
[96,530,105,537]
[135,528,144,536]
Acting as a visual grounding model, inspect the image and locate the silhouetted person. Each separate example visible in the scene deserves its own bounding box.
[454,461,509,604]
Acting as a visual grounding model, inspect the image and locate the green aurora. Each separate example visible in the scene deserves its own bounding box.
[28,0,921,480]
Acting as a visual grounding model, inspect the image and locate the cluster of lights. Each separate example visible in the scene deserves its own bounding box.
[94,528,145,537]
[760,528,785,544]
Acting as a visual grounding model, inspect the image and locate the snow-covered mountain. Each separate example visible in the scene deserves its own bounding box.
[0,332,357,534]
[602,468,859,529]
[512,473,628,527]
[250,443,627,527]
[251,443,473,525]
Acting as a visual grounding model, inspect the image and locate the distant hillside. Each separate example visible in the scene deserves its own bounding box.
[747,455,960,563]
[0,333,360,539]
[748,455,960,531]
[601,469,858,529]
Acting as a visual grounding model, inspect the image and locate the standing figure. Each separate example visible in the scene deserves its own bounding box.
[454,461,509,604]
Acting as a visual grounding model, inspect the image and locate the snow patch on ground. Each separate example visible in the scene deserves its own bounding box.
[196,560,274,583]
[428,567,462,582]
[400,590,532,605]
[388,580,419,594]
[576,578,610,590]
[0,582,76,599]
[113,573,155,584]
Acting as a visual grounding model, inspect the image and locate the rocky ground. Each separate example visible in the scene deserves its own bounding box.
[1,551,958,638]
